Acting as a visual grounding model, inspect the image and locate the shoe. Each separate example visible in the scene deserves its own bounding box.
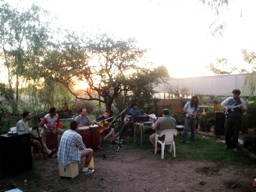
[98,144,103,150]
[82,169,94,175]
[111,140,117,145]
[48,148,57,158]
[182,141,189,144]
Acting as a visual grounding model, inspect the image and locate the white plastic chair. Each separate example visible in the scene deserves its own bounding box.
[155,129,177,159]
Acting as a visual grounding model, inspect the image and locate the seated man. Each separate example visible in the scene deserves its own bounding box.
[40,107,64,145]
[118,103,141,139]
[94,109,115,149]
[75,108,92,127]
[57,120,94,175]
[16,111,56,158]
[149,109,176,151]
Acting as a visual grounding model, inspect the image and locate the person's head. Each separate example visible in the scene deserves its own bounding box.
[70,120,78,130]
[162,109,170,116]
[103,109,111,118]
[49,107,57,117]
[190,96,199,108]
[190,96,198,104]
[79,108,87,117]
[131,103,138,109]
[22,111,32,120]
[232,89,241,99]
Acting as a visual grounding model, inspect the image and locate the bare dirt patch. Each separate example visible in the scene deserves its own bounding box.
[2,146,256,192]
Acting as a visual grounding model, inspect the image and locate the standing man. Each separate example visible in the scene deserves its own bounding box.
[183,96,199,144]
[75,108,92,127]
[16,111,56,158]
[221,89,247,149]
[149,109,176,151]
[58,120,94,175]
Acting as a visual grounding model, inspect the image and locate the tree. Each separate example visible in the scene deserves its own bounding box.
[242,49,256,96]
[206,58,239,75]
[0,2,51,114]
[41,33,168,111]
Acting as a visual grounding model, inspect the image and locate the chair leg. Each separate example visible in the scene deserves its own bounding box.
[155,137,158,154]
[161,144,165,159]
[173,141,176,158]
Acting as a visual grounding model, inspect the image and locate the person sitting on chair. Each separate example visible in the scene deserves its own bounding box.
[118,103,141,140]
[57,120,94,175]
[149,109,176,152]
[16,111,56,158]
[74,108,92,127]
[40,107,64,141]
[94,109,115,149]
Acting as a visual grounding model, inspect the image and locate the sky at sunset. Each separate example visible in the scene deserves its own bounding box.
[6,0,256,78]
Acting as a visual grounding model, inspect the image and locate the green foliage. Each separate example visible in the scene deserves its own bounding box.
[0,2,52,114]
[0,83,14,113]
[0,115,20,134]
[198,113,215,132]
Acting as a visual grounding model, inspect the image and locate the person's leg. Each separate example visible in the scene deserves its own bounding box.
[225,118,232,148]
[81,148,94,174]
[183,118,189,143]
[40,129,46,139]
[232,119,241,148]
[190,118,196,140]
[111,128,115,141]
[129,123,135,137]
[81,148,93,167]
[33,138,56,157]
[98,133,104,149]
[103,129,113,141]
[149,133,156,146]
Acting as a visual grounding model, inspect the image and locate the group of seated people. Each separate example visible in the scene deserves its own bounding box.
[15,103,178,175]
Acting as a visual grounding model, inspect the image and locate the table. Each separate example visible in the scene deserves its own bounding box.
[0,132,32,174]
[133,122,152,146]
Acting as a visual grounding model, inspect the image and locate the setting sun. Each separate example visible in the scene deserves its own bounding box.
[73,80,89,91]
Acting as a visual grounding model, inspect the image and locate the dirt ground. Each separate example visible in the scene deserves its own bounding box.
[3,144,255,192]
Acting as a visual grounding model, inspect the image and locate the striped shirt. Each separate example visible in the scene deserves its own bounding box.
[57,129,86,165]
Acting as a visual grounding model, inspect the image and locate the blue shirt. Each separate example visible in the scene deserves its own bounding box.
[184,101,199,119]
[128,109,141,116]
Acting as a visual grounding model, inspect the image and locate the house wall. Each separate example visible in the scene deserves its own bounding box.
[155,73,256,97]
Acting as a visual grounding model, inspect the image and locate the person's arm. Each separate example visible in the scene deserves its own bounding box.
[221,98,230,111]
[152,120,159,131]
[39,118,47,129]
[75,116,83,127]
[76,134,86,150]
[239,98,247,113]
[183,102,191,115]
[16,121,23,132]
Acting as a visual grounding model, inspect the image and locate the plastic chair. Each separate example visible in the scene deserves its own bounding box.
[154,129,177,159]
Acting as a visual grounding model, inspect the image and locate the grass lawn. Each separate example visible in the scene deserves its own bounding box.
[126,131,255,165]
